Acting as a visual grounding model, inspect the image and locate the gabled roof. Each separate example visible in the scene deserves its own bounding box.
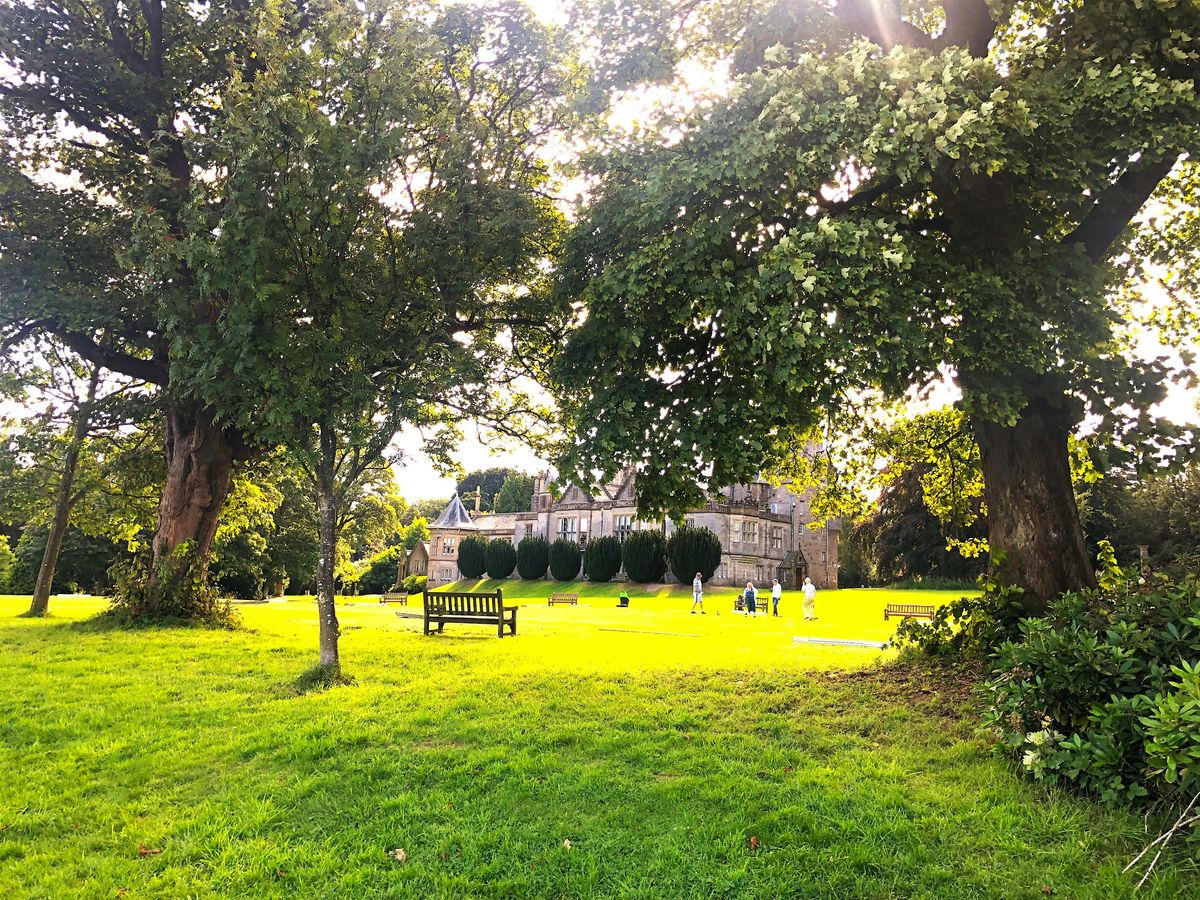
[430,494,477,530]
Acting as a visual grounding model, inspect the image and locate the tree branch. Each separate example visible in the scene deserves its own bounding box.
[55,330,167,385]
[833,0,935,52]
[938,0,995,57]
[833,0,994,57]
[1064,157,1178,263]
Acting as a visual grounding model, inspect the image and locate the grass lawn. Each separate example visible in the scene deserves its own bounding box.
[1,587,1195,898]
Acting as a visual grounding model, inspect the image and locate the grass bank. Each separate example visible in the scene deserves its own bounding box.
[0,594,1194,898]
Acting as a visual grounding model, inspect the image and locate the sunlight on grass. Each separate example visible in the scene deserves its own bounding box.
[0,591,1194,898]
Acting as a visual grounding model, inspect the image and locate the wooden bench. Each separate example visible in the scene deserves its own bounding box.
[884,603,936,621]
[379,592,409,605]
[548,593,578,606]
[422,589,517,638]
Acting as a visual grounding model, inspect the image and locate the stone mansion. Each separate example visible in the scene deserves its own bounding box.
[424,468,839,590]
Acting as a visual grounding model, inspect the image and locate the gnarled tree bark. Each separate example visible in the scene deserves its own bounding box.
[972,394,1097,614]
[142,400,244,611]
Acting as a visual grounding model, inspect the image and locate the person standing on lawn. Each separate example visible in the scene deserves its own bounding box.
[743,581,757,616]
[802,576,817,620]
[771,579,782,617]
[691,572,706,614]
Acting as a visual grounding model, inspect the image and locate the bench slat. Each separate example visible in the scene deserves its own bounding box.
[422,589,514,637]
[883,602,936,621]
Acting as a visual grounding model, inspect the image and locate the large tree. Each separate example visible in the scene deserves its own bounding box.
[158,1,566,672]
[554,0,1200,612]
[0,1,276,615]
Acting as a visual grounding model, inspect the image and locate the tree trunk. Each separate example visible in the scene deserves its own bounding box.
[142,400,240,613]
[314,422,341,671]
[973,396,1097,614]
[26,366,101,617]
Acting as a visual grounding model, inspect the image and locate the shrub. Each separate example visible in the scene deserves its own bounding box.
[456,536,487,579]
[548,539,581,581]
[979,573,1200,809]
[0,535,15,591]
[485,539,517,579]
[584,536,622,582]
[516,536,549,580]
[402,574,427,594]
[666,525,722,584]
[892,583,1025,657]
[357,546,404,594]
[622,530,666,583]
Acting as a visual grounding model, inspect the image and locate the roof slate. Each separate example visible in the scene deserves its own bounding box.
[430,494,477,530]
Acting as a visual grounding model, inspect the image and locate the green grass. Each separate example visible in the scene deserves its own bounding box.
[0,589,1195,898]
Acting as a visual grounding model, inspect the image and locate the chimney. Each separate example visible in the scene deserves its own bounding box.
[474,488,482,514]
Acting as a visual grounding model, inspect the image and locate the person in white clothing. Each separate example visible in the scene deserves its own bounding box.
[691,572,706,614]
[802,576,817,620]
[771,579,782,617]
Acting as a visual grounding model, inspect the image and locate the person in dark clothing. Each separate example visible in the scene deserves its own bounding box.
[742,581,757,616]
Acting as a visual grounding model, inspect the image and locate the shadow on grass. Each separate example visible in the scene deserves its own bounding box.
[282,664,358,697]
[67,605,245,633]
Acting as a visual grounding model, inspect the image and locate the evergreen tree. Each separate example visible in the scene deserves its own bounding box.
[584,535,622,582]
[622,530,667,583]
[666,526,722,584]
[548,539,582,581]
[457,536,488,580]
[516,536,550,580]
[485,539,518,579]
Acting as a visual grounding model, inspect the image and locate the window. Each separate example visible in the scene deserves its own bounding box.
[524,523,534,539]
[771,527,783,550]
[442,536,455,555]
[741,521,757,546]
[557,517,577,541]
[731,520,740,545]
[615,515,632,541]
[685,518,696,529]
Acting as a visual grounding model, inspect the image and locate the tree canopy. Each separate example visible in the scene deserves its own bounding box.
[553,0,1200,610]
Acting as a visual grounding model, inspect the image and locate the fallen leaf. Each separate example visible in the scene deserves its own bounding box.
[562,838,572,850]
[388,848,408,864]
[137,844,162,858]
[749,835,760,851]
[1040,886,1054,896]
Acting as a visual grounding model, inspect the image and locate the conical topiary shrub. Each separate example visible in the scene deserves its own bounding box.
[548,538,582,581]
[456,536,487,579]
[622,530,667,583]
[485,538,517,579]
[584,535,622,582]
[516,536,549,579]
[666,525,722,584]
